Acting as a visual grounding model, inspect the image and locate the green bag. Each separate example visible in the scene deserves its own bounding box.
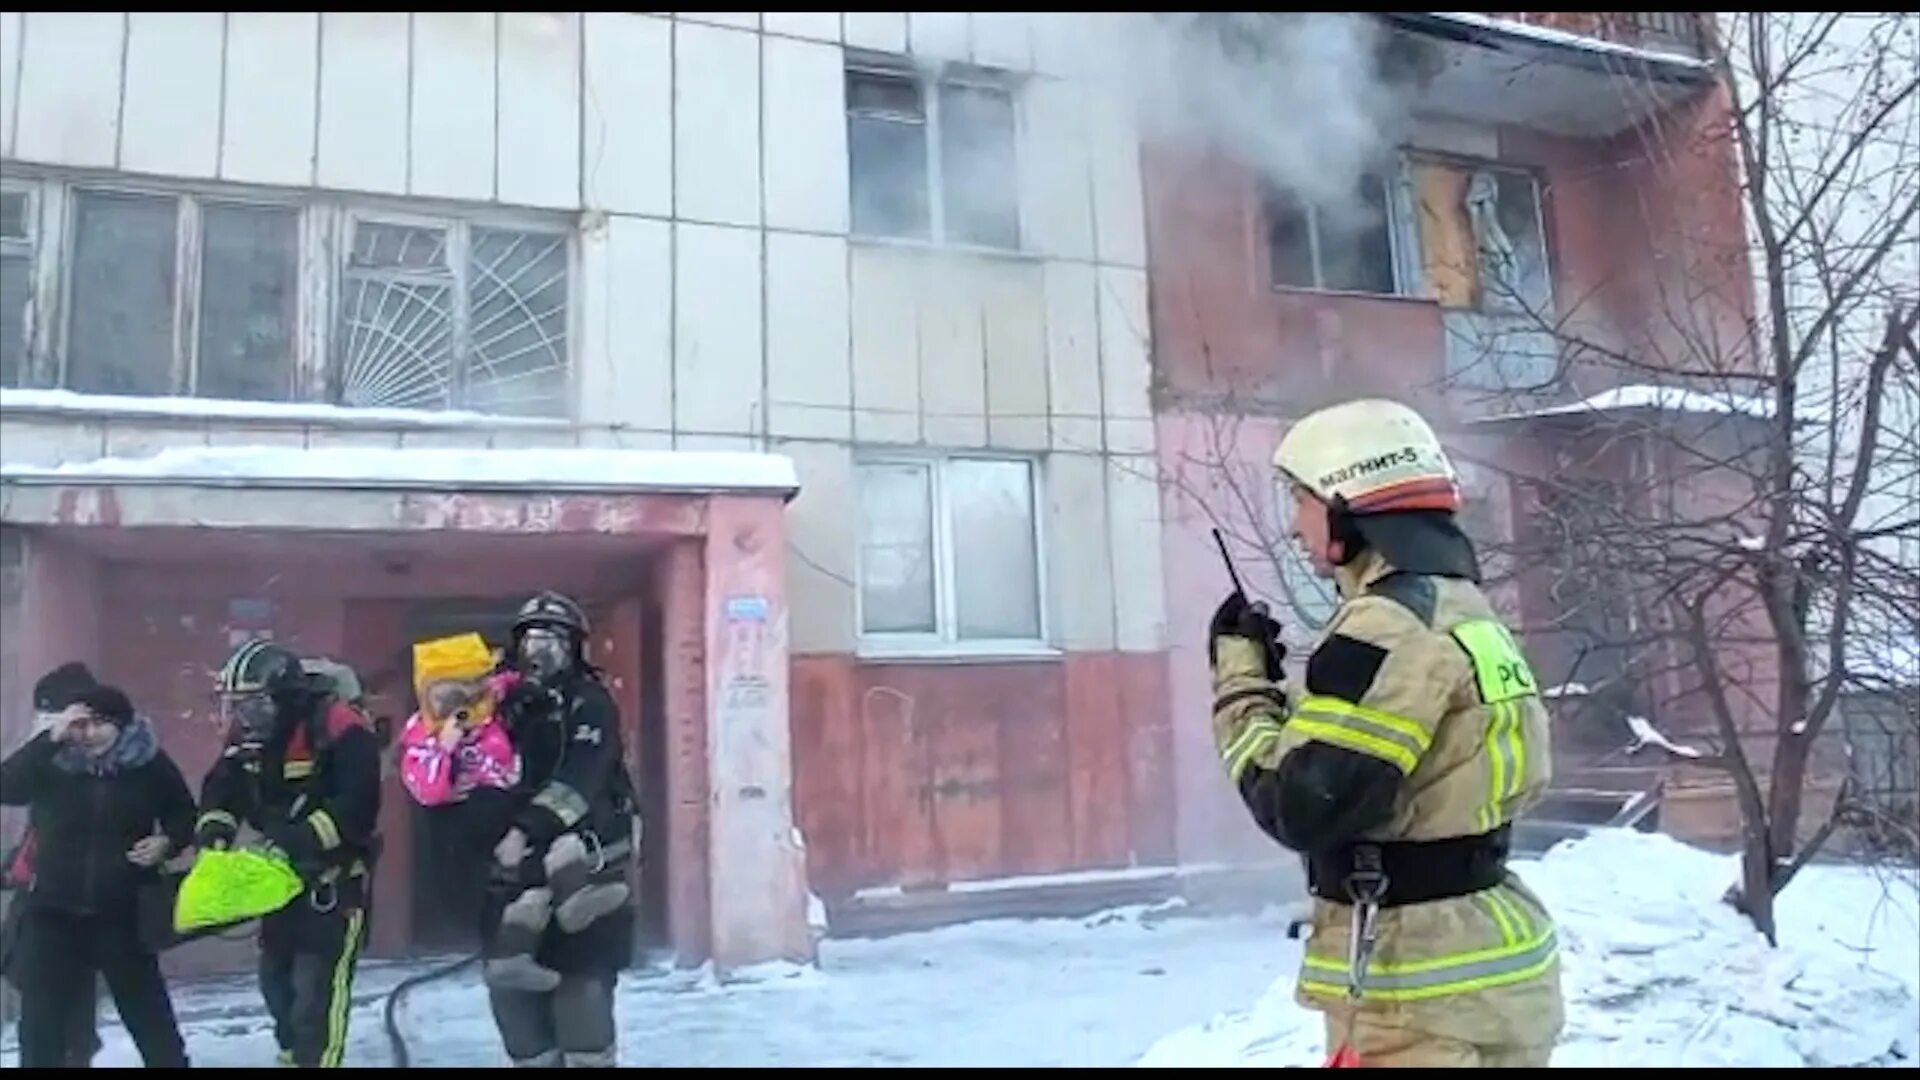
[173,848,305,933]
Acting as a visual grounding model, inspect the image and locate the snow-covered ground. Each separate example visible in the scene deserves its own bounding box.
[1141,830,1920,1069]
[3,904,1300,1068]
[7,830,1914,1068]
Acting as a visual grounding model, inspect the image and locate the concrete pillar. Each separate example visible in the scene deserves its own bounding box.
[659,538,712,965]
[702,495,813,969]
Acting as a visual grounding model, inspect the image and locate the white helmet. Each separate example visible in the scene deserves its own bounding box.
[1272,399,1462,514]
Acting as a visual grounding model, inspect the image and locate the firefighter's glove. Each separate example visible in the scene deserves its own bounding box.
[1208,591,1286,680]
[194,816,237,852]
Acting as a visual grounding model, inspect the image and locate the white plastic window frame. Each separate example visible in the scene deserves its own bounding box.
[854,452,1056,662]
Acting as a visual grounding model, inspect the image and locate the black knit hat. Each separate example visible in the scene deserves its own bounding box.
[32,662,98,712]
[74,685,135,728]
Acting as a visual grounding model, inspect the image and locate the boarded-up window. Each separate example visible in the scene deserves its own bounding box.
[1412,161,1550,314]
[848,64,1020,249]
[858,456,1044,645]
[1265,173,1397,295]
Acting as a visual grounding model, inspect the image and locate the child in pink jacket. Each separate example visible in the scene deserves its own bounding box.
[399,673,524,806]
[400,633,625,992]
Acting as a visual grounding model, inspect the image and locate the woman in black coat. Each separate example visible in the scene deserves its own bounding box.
[0,683,196,1068]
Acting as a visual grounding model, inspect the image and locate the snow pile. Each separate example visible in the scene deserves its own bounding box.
[0,387,563,428]
[1624,714,1706,759]
[1427,11,1713,71]
[0,445,800,495]
[1139,829,1919,1068]
[1482,384,1777,423]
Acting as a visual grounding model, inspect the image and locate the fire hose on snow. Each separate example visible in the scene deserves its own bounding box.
[381,953,482,1069]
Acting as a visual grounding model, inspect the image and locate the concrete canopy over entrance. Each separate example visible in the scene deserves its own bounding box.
[0,446,812,975]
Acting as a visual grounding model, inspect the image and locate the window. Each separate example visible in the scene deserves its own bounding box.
[62,189,299,399]
[1410,160,1550,314]
[335,217,570,416]
[1265,172,1400,295]
[857,456,1044,647]
[0,186,33,387]
[847,64,1020,249]
[0,172,576,417]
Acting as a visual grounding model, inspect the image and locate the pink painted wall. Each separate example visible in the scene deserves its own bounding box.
[1153,413,1304,867]
[702,496,811,968]
[1,532,104,852]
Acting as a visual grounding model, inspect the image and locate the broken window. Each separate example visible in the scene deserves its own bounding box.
[1411,160,1550,314]
[847,64,1020,249]
[62,188,299,399]
[1265,172,1398,295]
[334,218,570,417]
[858,456,1044,646]
[0,186,33,387]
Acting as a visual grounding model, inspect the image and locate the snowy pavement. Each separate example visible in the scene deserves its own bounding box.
[7,904,1301,1068]
[9,830,1916,1068]
[1141,830,1920,1069]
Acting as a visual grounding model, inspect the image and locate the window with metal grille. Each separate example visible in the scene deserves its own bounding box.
[335,217,570,417]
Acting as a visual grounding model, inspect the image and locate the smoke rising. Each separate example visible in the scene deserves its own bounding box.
[1074,12,1418,218]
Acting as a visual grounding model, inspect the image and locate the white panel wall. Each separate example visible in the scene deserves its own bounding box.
[843,11,907,54]
[221,13,318,186]
[499,13,579,209]
[1097,266,1153,453]
[776,438,858,653]
[674,222,763,436]
[970,12,1031,70]
[1018,76,1095,262]
[577,215,672,431]
[0,12,21,156]
[676,13,759,32]
[907,12,969,62]
[763,12,840,43]
[674,21,760,227]
[316,12,409,194]
[850,247,920,445]
[410,12,496,202]
[1044,262,1103,454]
[1107,456,1167,651]
[13,13,122,169]
[1088,93,1148,269]
[498,13,581,210]
[762,34,848,234]
[1046,452,1116,650]
[917,261,987,447]
[982,264,1049,450]
[766,232,851,440]
[121,14,222,179]
[582,13,671,217]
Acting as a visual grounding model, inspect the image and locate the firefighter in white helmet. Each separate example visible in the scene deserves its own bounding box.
[1206,399,1564,1067]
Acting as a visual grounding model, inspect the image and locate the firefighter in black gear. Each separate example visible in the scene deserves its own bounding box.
[477,591,636,1068]
[196,639,383,1069]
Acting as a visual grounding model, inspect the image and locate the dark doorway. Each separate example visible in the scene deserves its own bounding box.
[634,598,671,959]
